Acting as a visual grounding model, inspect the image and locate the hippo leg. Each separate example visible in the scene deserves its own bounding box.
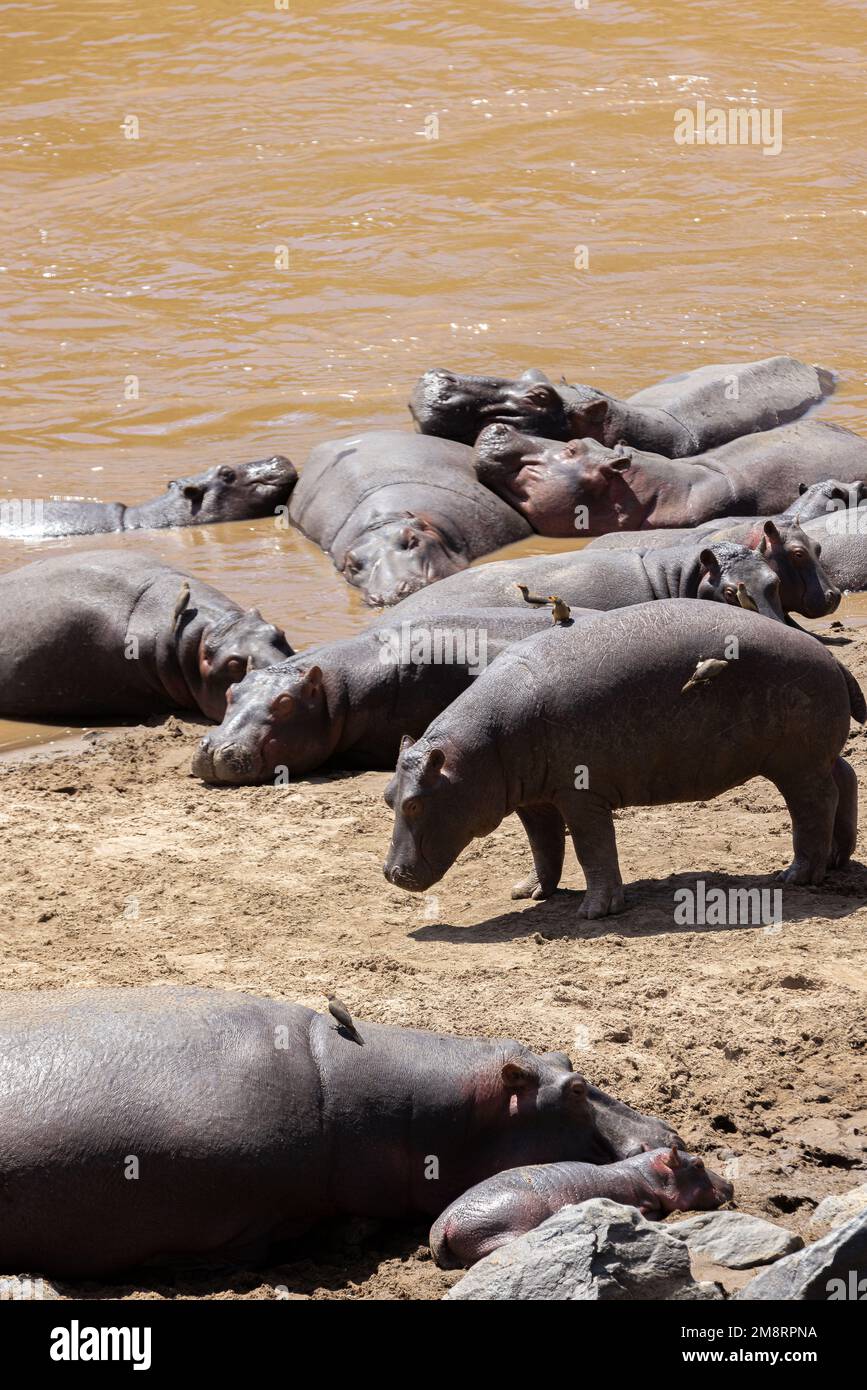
[511,804,566,900]
[560,795,626,919]
[774,770,838,885]
[829,756,858,869]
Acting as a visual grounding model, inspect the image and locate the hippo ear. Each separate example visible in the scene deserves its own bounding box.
[399,734,416,755]
[579,398,609,425]
[183,483,206,503]
[798,482,809,495]
[419,747,445,786]
[501,1060,536,1091]
[699,548,720,578]
[600,452,632,479]
[299,665,322,696]
[760,519,783,553]
[662,1145,682,1171]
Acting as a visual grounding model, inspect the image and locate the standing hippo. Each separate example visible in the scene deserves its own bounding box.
[0,455,297,538]
[383,601,863,916]
[191,608,595,783]
[390,537,822,625]
[409,356,833,454]
[472,420,867,537]
[288,431,530,606]
[0,551,292,721]
[430,1147,733,1268]
[0,985,679,1276]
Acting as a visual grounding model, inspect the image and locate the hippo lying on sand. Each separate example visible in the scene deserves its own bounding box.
[473,420,867,537]
[430,1147,733,1268]
[391,533,837,624]
[410,356,833,454]
[0,551,292,721]
[383,601,863,916]
[0,455,297,538]
[192,608,596,783]
[288,431,530,605]
[0,985,678,1276]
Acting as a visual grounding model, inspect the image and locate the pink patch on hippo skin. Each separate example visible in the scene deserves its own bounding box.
[509,1093,519,1117]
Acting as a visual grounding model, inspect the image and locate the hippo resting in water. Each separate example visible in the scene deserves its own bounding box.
[0,551,292,721]
[391,531,840,625]
[383,601,863,917]
[288,431,530,606]
[430,1147,733,1268]
[191,608,596,783]
[0,455,297,538]
[409,356,834,454]
[0,985,679,1276]
[472,419,867,538]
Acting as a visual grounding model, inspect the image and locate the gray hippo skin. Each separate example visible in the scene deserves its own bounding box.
[473,420,867,537]
[390,537,821,625]
[0,551,292,721]
[288,431,530,606]
[0,455,297,538]
[798,513,867,593]
[430,1147,733,1268]
[409,356,833,454]
[383,601,863,916]
[192,608,600,783]
[0,985,680,1276]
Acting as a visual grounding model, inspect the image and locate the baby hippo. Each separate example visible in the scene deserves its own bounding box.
[430,1146,733,1268]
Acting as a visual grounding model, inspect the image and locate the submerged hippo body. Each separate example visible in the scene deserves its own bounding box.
[473,420,867,538]
[430,1147,733,1268]
[0,551,292,721]
[383,601,862,916]
[288,431,530,606]
[0,985,679,1276]
[0,456,297,538]
[409,356,833,454]
[191,608,596,783]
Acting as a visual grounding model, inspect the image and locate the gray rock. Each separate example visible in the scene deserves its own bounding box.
[0,1273,62,1300]
[444,1198,724,1301]
[736,1209,867,1300]
[667,1212,802,1268]
[808,1184,867,1235]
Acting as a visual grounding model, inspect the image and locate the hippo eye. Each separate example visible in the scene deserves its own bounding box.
[693,1158,705,1170]
[790,549,806,563]
[218,466,237,483]
[226,658,244,679]
[723,585,737,599]
[401,796,422,818]
[345,554,361,575]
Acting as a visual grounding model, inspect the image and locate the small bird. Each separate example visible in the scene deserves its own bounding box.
[736,583,758,612]
[326,994,363,1044]
[172,580,191,632]
[549,595,571,625]
[681,655,731,694]
[515,583,549,607]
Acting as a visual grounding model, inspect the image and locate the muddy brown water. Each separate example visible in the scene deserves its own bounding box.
[3,0,867,753]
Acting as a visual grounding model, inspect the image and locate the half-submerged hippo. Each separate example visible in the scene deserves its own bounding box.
[390,537,814,625]
[191,608,595,783]
[0,551,292,721]
[288,431,530,606]
[0,455,297,538]
[409,356,834,455]
[472,419,867,537]
[0,984,679,1276]
[429,1147,733,1268]
[383,601,863,917]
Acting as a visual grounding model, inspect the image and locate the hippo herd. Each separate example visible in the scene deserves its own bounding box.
[2,352,866,1284]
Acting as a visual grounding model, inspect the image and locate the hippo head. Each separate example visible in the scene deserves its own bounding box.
[384,734,480,892]
[409,369,575,445]
[638,1146,734,1217]
[166,455,297,523]
[475,423,637,535]
[191,659,326,784]
[794,478,867,523]
[342,514,468,607]
[756,519,841,619]
[696,541,787,622]
[192,609,293,721]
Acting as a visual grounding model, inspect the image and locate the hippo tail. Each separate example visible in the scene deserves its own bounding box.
[841,663,866,724]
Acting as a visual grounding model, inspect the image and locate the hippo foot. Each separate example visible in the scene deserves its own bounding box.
[776,859,827,886]
[511,875,556,901]
[578,884,626,919]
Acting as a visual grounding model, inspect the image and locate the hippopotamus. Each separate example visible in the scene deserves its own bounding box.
[472,419,867,538]
[0,455,297,538]
[0,551,292,721]
[409,356,834,455]
[288,431,530,606]
[429,1146,734,1268]
[799,512,867,593]
[0,984,679,1276]
[383,601,863,916]
[389,535,833,625]
[191,608,596,784]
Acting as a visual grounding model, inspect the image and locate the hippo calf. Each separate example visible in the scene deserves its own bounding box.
[0,455,297,537]
[384,601,863,916]
[288,431,530,606]
[410,356,833,455]
[0,985,679,1276]
[0,551,292,721]
[429,1147,733,1268]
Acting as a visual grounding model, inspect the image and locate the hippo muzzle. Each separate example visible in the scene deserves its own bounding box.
[192,733,263,785]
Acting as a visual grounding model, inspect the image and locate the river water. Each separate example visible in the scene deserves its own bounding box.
[2,0,866,750]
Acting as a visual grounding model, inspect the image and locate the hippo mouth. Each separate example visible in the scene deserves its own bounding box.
[192,734,264,785]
